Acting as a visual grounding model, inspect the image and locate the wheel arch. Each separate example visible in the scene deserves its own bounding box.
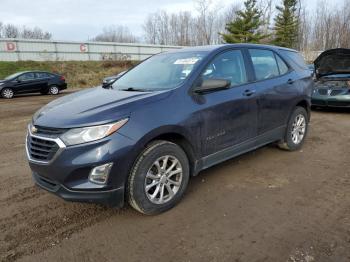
[133,126,199,177]
[295,99,311,120]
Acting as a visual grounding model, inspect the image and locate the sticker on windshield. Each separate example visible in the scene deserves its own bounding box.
[174,58,200,65]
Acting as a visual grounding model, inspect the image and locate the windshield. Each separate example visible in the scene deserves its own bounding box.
[112,51,208,91]
[5,72,23,80]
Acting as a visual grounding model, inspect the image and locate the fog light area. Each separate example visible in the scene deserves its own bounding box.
[88,163,113,185]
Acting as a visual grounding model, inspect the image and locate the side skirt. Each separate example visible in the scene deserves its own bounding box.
[193,126,286,175]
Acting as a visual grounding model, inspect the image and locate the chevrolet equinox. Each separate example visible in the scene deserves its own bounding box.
[26,44,313,215]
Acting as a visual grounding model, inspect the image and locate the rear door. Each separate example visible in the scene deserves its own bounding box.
[35,72,50,90]
[247,48,297,135]
[194,49,258,157]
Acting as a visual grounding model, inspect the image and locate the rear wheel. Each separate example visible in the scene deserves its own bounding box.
[48,85,59,95]
[128,140,190,215]
[1,88,14,99]
[278,106,308,151]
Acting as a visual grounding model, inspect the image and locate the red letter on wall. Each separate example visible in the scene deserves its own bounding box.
[6,42,16,51]
[80,44,88,52]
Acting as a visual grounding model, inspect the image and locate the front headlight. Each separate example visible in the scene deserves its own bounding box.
[60,118,128,146]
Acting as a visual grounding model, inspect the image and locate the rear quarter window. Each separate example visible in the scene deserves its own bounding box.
[279,50,308,70]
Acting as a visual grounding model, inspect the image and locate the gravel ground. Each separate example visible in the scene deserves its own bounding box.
[0,92,349,262]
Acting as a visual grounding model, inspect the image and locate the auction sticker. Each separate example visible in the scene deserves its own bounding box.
[174,58,199,65]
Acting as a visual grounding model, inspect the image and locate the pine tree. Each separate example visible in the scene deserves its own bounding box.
[221,0,267,44]
[273,0,299,48]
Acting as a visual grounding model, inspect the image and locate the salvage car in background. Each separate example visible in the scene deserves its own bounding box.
[312,48,350,108]
[102,71,126,88]
[0,71,67,99]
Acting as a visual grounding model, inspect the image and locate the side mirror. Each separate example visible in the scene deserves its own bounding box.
[193,79,231,94]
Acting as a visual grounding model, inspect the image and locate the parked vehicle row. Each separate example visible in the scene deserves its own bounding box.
[0,71,67,99]
[26,44,313,214]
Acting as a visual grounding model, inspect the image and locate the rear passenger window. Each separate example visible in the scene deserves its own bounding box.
[36,72,49,78]
[276,55,289,75]
[249,49,280,80]
[279,50,308,69]
[201,50,247,87]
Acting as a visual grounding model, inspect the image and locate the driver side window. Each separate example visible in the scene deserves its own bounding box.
[201,50,247,87]
[18,73,35,81]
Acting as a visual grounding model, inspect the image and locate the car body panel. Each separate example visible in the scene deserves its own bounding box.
[26,44,313,206]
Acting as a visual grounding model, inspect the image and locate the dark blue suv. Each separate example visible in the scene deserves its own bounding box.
[26,44,313,214]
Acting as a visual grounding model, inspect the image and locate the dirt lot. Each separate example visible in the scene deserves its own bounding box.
[0,92,349,262]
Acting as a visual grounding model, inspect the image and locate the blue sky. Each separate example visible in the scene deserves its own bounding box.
[0,0,342,41]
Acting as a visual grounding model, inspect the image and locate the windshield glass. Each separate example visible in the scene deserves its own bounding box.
[5,72,23,80]
[112,51,208,91]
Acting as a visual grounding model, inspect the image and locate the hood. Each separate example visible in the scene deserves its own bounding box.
[315,48,350,78]
[33,87,171,128]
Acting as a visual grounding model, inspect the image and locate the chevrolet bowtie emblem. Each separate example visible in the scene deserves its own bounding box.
[31,125,38,134]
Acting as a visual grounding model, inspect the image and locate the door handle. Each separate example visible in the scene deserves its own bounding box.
[243,89,256,96]
[287,79,294,85]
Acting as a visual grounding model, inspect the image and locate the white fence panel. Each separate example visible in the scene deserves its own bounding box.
[0,38,182,61]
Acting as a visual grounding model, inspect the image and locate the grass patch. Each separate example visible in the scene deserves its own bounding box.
[0,60,138,88]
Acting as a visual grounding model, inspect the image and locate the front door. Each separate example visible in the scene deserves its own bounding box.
[193,49,258,158]
[13,72,40,93]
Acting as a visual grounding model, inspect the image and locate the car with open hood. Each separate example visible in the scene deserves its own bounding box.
[312,48,350,108]
[26,44,313,215]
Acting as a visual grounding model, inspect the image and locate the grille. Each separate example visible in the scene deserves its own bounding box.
[318,89,328,95]
[27,135,60,162]
[34,125,66,137]
[330,90,343,96]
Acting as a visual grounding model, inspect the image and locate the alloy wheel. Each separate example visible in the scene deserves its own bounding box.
[49,86,59,95]
[291,114,306,144]
[2,88,14,99]
[144,155,183,205]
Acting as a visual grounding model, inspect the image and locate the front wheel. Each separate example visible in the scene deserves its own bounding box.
[48,85,60,95]
[128,140,190,215]
[1,88,14,99]
[278,106,309,151]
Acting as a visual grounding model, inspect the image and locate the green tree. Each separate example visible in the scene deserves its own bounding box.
[221,0,267,43]
[273,0,299,48]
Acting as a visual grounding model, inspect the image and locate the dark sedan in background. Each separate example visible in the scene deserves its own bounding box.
[0,71,67,99]
[312,48,350,108]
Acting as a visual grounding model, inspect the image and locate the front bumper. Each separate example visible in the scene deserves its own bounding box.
[26,129,136,207]
[33,172,125,207]
[311,93,350,107]
[60,83,67,90]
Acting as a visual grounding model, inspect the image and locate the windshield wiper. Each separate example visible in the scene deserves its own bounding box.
[119,87,149,92]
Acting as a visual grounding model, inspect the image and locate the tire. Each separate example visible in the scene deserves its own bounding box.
[128,140,190,215]
[48,85,59,95]
[278,106,309,151]
[1,88,14,99]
